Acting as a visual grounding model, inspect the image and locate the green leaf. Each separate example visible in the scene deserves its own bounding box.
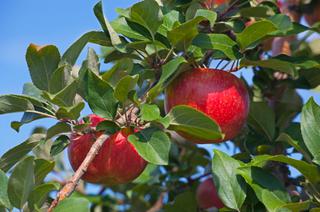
[241,58,297,77]
[276,133,312,163]
[192,33,240,60]
[139,104,161,121]
[28,182,60,211]
[158,10,180,36]
[212,150,246,210]
[96,120,120,135]
[166,105,224,141]
[301,98,320,165]
[26,44,61,91]
[46,122,71,139]
[50,135,70,157]
[128,128,171,165]
[55,102,85,120]
[34,159,55,185]
[49,65,73,93]
[11,111,46,132]
[147,56,186,101]
[111,17,150,40]
[268,14,293,36]
[240,6,274,18]
[0,170,11,209]
[248,101,275,141]
[237,166,290,212]
[0,95,34,115]
[114,75,139,103]
[102,58,134,87]
[85,70,118,119]
[94,1,122,46]
[168,16,205,49]
[8,156,35,209]
[22,83,43,100]
[130,0,163,36]
[43,80,78,107]
[164,191,197,212]
[0,134,45,172]
[236,20,277,49]
[61,31,111,66]
[249,154,320,185]
[276,201,311,212]
[194,9,217,28]
[86,48,100,73]
[53,197,90,212]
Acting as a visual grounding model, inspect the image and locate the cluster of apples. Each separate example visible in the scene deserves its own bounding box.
[67,67,249,209]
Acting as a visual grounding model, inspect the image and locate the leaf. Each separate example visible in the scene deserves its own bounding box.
[55,102,85,120]
[96,120,120,135]
[139,104,161,121]
[22,83,43,100]
[237,166,290,212]
[34,159,55,185]
[301,98,320,165]
[247,101,275,141]
[49,65,73,93]
[111,17,150,40]
[61,31,111,66]
[276,133,312,163]
[84,70,118,119]
[86,48,100,73]
[128,128,171,165]
[194,9,217,28]
[192,33,240,59]
[158,10,180,36]
[236,20,277,49]
[0,95,34,115]
[166,105,223,141]
[8,156,35,209]
[93,1,122,46]
[276,201,311,212]
[28,182,60,211]
[212,150,246,210]
[241,58,297,77]
[168,16,205,49]
[164,191,197,212]
[46,122,71,139]
[240,6,274,18]
[130,0,163,36]
[102,58,134,87]
[0,170,11,209]
[43,80,78,107]
[251,154,320,185]
[268,14,293,36]
[53,197,90,212]
[114,75,139,103]
[147,56,186,101]
[0,133,45,172]
[50,135,70,157]
[11,110,45,132]
[26,44,61,91]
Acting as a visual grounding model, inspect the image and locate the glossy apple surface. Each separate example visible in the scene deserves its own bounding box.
[196,178,224,209]
[165,68,249,143]
[68,114,147,185]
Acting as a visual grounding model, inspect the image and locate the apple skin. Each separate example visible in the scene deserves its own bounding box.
[68,114,147,185]
[196,178,224,209]
[165,68,249,143]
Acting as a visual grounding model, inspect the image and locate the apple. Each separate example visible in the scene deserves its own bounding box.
[196,178,224,209]
[200,0,228,9]
[68,114,147,185]
[165,68,249,143]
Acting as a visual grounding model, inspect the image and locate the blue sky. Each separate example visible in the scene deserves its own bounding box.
[0,0,319,182]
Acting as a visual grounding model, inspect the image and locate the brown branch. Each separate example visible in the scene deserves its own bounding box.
[146,192,165,212]
[48,134,109,212]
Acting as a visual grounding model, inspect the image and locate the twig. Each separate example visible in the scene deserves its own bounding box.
[146,192,165,212]
[48,134,110,212]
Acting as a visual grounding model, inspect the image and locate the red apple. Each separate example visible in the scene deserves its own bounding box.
[165,68,249,143]
[200,0,228,9]
[196,178,224,209]
[68,114,147,185]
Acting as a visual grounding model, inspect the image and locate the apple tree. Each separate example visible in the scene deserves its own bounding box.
[0,0,320,211]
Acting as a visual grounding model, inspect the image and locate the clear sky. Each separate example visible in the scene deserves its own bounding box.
[0,0,319,181]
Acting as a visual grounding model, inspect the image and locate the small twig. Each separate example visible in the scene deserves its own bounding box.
[48,134,110,212]
[215,59,224,69]
[25,110,57,119]
[146,192,165,212]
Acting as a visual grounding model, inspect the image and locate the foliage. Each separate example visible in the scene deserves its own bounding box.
[1,0,320,211]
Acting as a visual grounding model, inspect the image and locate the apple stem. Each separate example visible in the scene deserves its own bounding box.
[48,134,110,212]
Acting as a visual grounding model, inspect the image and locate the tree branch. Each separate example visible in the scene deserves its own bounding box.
[146,192,165,212]
[48,134,110,212]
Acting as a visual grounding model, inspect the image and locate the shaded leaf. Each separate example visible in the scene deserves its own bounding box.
[114,75,139,103]
[34,159,55,185]
[8,156,35,209]
[28,182,60,211]
[0,95,34,115]
[53,197,90,212]
[139,104,161,121]
[50,135,70,157]
[96,120,120,135]
[46,122,71,139]
[0,170,11,209]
